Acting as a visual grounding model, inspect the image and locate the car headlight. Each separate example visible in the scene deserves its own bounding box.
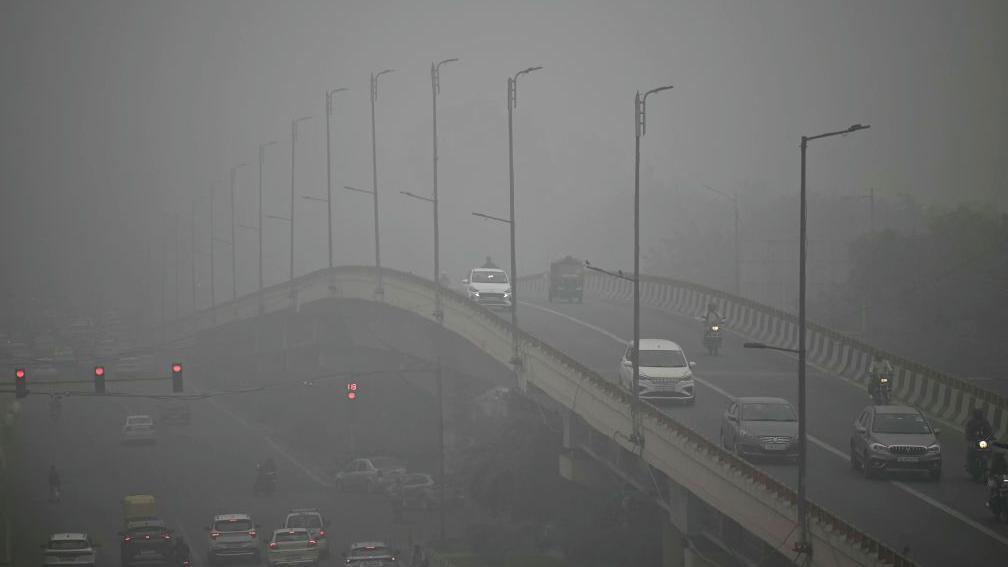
[711,325,720,331]
[869,442,888,453]
[926,444,941,454]
[503,290,512,298]
[469,289,480,297]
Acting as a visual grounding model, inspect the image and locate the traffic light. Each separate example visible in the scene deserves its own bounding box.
[346,382,358,400]
[171,362,183,393]
[94,366,106,394]
[14,368,26,399]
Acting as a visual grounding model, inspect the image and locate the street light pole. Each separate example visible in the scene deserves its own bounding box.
[507,65,542,369]
[190,198,197,312]
[431,57,456,544]
[258,140,277,312]
[209,184,216,310]
[290,116,312,283]
[230,163,247,300]
[370,69,394,297]
[796,123,870,556]
[325,89,348,268]
[632,84,673,445]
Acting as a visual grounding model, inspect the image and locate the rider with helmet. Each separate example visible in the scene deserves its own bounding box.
[867,354,894,401]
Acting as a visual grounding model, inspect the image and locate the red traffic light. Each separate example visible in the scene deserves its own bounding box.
[171,363,182,374]
[15,369,25,379]
[94,366,105,377]
[346,382,358,400]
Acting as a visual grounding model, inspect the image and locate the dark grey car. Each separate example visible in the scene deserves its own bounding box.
[849,405,942,480]
[720,397,799,460]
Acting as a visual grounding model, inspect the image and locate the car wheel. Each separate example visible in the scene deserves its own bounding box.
[862,452,875,479]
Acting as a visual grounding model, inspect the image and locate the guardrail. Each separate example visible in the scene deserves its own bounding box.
[156,266,914,567]
[520,272,1008,440]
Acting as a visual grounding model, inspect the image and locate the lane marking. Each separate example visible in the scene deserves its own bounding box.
[207,398,331,488]
[522,301,1008,547]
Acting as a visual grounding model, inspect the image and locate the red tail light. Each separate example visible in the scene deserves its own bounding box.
[162,534,172,541]
[123,536,132,543]
[248,530,256,538]
[308,540,317,546]
[268,542,278,550]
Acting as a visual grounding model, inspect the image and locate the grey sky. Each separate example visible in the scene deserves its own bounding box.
[2,0,1005,319]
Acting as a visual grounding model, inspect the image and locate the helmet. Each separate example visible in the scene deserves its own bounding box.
[707,302,717,312]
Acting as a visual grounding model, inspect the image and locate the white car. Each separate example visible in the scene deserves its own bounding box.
[333,457,406,493]
[206,513,259,563]
[282,508,329,557]
[121,415,156,444]
[265,528,320,567]
[462,268,512,309]
[42,532,97,567]
[618,339,696,404]
[342,541,399,566]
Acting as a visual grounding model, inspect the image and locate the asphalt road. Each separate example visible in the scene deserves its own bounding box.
[514,294,1008,567]
[14,370,449,566]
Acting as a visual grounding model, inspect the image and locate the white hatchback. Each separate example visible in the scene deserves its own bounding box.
[42,532,97,567]
[121,415,156,444]
[618,339,697,404]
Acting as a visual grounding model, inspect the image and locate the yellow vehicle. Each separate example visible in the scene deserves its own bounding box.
[122,494,157,523]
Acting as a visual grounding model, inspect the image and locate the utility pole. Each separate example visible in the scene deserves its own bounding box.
[191,199,197,312]
[370,69,394,297]
[324,89,347,268]
[258,141,277,312]
[209,184,216,310]
[230,163,247,301]
[290,116,311,282]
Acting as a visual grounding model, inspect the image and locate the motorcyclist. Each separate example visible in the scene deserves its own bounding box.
[867,355,894,400]
[703,302,724,328]
[966,406,995,455]
[48,465,61,501]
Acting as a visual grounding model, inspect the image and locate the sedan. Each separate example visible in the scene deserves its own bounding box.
[720,397,798,460]
[332,457,406,493]
[849,405,941,480]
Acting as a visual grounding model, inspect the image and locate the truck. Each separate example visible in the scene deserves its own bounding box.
[548,256,584,303]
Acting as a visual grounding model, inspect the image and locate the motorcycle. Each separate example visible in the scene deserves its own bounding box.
[253,469,277,495]
[988,473,1008,523]
[967,438,994,482]
[703,323,723,356]
[870,375,892,405]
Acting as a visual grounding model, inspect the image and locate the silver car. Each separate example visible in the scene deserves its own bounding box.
[720,397,798,460]
[332,457,406,493]
[849,405,942,480]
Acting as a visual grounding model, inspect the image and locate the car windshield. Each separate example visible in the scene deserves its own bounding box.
[637,349,687,368]
[49,540,89,550]
[351,546,392,558]
[127,526,164,537]
[275,531,308,543]
[471,270,508,284]
[743,403,796,422]
[286,514,321,529]
[214,519,252,532]
[873,413,931,434]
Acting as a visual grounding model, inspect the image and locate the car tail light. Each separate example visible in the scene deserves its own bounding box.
[210,531,221,539]
[162,534,172,541]
[248,530,256,538]
[123,536,132,543]
[144,535,150,540]
[308,540,317,546]
[268,542,278,550]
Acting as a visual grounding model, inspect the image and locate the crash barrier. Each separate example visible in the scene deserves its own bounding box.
[155,266,912,567]
[518,272,1008,440]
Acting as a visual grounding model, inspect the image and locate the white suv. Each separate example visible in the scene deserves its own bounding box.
[206,513,259,563]
[618,339,697,404]
[43,533,97,567]
[462,268,511,309]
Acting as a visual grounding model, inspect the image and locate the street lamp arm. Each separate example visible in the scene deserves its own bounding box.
[514,66,543,81]
[643,84,674,102]
[344,185,374,195]
[266,214,291,222]
[584,261,634,282]
[437,58,459,69]
[701,183,733,200]
[471,211,511,224]
[401,191,435,203]
[806,123,871,142]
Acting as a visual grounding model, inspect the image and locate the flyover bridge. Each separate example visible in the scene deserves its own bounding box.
[153,265,1008,567]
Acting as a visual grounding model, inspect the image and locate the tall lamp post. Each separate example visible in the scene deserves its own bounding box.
[230,162,248,300]
[745,122,870,558]
[370,69,395,296]
[258,140,278,311]
[323,88,348,268]
[504,65,542,368]
[630,84,674,445]
[701,184,741,295]
[290,116,312,282]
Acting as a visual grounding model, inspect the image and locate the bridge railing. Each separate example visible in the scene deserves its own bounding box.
[157,266,915,566]
[520,271,1008,439]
